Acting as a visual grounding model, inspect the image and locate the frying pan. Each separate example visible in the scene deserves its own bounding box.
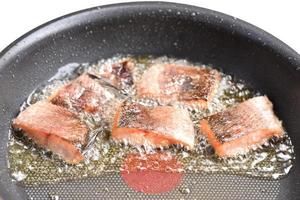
[0,2,300,199]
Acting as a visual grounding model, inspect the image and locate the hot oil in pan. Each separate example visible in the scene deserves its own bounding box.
[8,56,295,185]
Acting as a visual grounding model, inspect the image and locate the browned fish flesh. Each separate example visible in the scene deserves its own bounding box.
[12,101,88,164]
[112,102,195,149]
[50,73,119,115]
[199,96,284,157]
[137,64,221,108]
[89,59,134,89]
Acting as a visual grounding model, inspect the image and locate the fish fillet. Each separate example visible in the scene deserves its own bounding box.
[112,102,195,149]
[88,59,134,89]
[137,64,221,108]
[199,96,284,157]
[50,73,119,115]
[13,101,88,164]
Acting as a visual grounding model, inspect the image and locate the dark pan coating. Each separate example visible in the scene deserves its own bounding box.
[12,101,88,164]
[137,64,221,108]
[200,96,284,157]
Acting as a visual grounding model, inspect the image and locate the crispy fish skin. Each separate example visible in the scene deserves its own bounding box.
[199,96,284,157]
[13,101,88,164]
[137,64,221,108]
[112,103,195,149]
[89,59,134,89]
[50,74,114,114]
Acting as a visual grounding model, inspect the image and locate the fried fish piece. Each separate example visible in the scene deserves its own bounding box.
[13,101,88,164]
[50,73,121,116]
[199,96,284,157]
[137,64,221,108]
[112,102,195,149]
[89,59,134,89]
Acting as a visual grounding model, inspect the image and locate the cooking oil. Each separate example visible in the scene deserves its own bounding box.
[8,56,295,185]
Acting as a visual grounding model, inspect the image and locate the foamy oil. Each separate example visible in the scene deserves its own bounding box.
[8,56,295,185]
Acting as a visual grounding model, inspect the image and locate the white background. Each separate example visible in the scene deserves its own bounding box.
[0,0,299,54]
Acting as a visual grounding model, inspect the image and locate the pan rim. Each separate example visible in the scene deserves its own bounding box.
[0,1,299,71]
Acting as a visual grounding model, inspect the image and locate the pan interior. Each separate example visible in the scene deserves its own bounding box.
[8,56,294,199]
[0,2,300,200]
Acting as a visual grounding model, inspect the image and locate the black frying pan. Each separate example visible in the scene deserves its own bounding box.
[0,2,300,199]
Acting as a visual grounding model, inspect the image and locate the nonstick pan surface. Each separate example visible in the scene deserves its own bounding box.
[0,2,300,199]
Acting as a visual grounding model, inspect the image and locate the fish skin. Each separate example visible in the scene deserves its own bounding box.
[137,64,221,108]
[50,74,105,113]
[88,59,135,89]
[200,96,284,157]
